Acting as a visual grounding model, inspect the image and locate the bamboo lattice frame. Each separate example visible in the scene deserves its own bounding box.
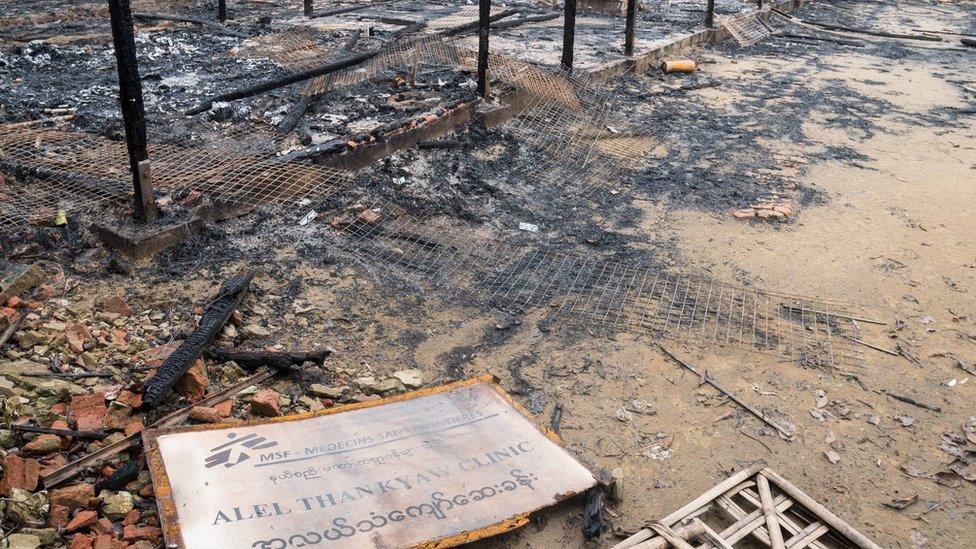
[612,463,881,549]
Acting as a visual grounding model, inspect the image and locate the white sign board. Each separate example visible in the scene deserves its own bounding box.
[145,377,596,549]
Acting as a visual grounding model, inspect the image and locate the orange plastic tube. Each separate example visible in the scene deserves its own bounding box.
[660,59,697,73]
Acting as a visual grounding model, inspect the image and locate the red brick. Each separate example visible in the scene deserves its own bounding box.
[71,393,107,431]
[115,390,142,408]
[40,453,68,477]
[93,533,121,549]
[92,517,113,535]
[22,433,61,455]
[49,483,95,511]
[65,322,92,354]
[66,509,98,532]
[97,296,133,317]
[122,509,141,526]
[124,420,144,436]
[49,503,71,528]
[250,389,281,417]
[0,454,40,495]
[174,361,208,402]
[122,525,162,543]
[213,399,233,417]
[69,534,95,549]
[188,406,222,423]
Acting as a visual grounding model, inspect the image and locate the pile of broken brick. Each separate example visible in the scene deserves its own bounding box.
[0,263,425,549]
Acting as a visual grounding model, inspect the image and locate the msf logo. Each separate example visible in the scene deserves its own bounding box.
[205,432,278,469]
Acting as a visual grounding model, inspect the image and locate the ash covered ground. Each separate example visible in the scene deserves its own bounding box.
[1,0,976,548]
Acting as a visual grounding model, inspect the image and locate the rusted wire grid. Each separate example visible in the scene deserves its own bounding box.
[0,32,861,368]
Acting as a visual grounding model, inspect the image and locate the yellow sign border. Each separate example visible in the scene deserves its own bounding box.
[144,374,591,548]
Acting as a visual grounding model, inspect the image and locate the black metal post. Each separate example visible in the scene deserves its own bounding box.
[107,0,157,222]
[624,0,637,56]
[561,0,576,72]
[218,0,227,22]
[705,0,715,27]
[477,0,490,97]
[304,0,313,17]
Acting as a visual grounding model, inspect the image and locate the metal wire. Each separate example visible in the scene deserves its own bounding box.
[0,24,861,368]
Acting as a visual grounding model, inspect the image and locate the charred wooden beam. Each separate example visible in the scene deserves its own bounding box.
[440,8,515,37]
[308,3,380,19]
[477,0,491,98]
[704,0,715,28]
[561,0,577,72]
[107,0,158,222]
[133,12,249,38]
[624,0,637,56]
[185,22,426,115]
[490,12,560,31]
[207,348,332,370]
[94,459,141,494]
[11,423,109,440]
[140,271,255,409]
[278,30,362,134]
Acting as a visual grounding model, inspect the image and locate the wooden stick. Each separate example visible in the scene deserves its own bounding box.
[784,523,829,549]
[760,468,882,549]
[842,336,897,356]
[771,9,941,42]
[206,347,332,370]
[133,12,248,38]
[647,523,696,549]
[490,12,560,31]
[658,345,796,440]
[141,271,254,409]
[0,315,26,348]
[439,9,516,37]
[185,22,427,115]
[757,473,786,549]
[21,372,113,379]
[41,369,276,488]
[884,391,942,412]
[735,487,829,549]
[308,2,380,19]
[614,463,766,548]
[618,521,707,549]
[277,30,361,133]
[712,493,793,547]
[779,304,885,325]
[694,518,734,549]
[11,423,109,440]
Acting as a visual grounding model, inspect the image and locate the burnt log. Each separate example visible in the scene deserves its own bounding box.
[11,423,109,440]
[133,12,249,38]
[207,348,332,371]
[278,30,362,134]
[140,271,255,409]
[185,23,426,115]
[94,459,141,494]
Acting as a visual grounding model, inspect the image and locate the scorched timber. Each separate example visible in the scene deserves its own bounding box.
[206,348,333,370]
[186,10,521,115]
[132,12,249,38]
[140,271,255,409]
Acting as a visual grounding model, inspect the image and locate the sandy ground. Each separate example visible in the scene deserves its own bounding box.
[3,1,974,548]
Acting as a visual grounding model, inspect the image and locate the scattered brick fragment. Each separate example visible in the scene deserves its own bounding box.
[0,454,40,495]
[70,393,107,431]
[250,389,281,417]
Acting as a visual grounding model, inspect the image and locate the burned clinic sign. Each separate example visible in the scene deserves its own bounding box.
[144,376,597,548]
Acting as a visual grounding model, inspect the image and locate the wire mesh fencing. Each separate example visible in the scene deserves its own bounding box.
[0,18,862,368]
